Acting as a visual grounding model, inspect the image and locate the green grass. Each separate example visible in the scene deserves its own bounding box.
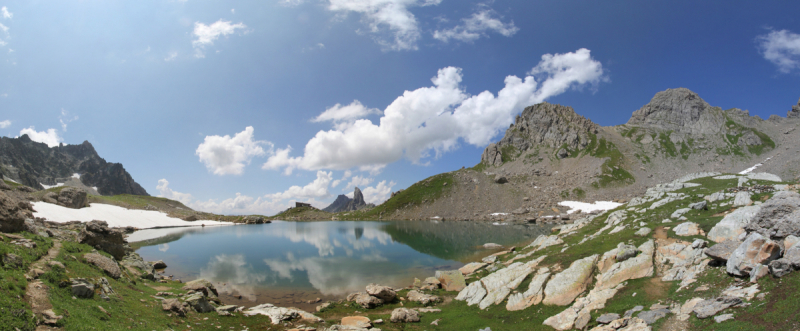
[500,144,520,163]
[0,233,53,330]
[4,179,22,188]
[338,172,455,220]
[658,131,678,157]
[584,138,635,189]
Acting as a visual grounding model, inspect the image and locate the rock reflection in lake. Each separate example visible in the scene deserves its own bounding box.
[132,220,550,309]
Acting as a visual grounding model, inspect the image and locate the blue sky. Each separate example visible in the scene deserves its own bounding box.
[1,1,799,216]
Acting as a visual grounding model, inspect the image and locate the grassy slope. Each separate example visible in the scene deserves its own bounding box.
[0,233,53,331]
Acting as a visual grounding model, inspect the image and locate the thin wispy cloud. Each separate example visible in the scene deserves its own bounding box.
[192,19,247,58]
[0,120,10,128]
[1,7,12,20]
[433,8,518,43]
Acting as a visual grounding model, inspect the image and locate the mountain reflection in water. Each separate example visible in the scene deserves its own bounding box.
[133,220,551,308]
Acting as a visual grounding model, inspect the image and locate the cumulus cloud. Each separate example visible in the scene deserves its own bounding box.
[312,100,381,130]
[267,171,333,200]
[345,175,373,190]
[263,48,605,173]
[361,180,395,204]
[433,8,518,43]
[192,19,247,58]
[0,120,9,128]
[327,0,442,51]
[196,126,270,175]
[19,127,62,147]
[156,179,194,205]
[758,29,800,73]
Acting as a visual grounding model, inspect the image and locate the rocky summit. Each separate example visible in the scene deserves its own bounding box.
[322,187,374,213]
[0,136,148,196]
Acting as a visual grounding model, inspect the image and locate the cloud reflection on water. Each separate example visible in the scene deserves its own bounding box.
[199,254,266,301]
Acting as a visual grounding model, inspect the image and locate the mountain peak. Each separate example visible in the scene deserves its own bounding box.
[626,88,724,134]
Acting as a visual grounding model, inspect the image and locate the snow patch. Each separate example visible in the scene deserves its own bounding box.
[72,173,81,179]
[40,183,64,190]
[490,212,509,216]
[31,202,232,229]
[739,157,771,175]
[558,200,622,214]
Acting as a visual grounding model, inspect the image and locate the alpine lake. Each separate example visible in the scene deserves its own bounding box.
[129,220,552,311]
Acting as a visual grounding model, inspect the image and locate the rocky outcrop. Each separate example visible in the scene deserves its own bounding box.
[78,220,128,260]
[323,194,351,212]
[506,267,550,311]
[544,283,625,330]
[726,233,782,277]
[406,290,440,305]
[0,190,33,232]
[481,102,599,166]
[692,296,742,319]
[595,240,654,290]
[626,88,724,135]
[365,284,396,302]
[390,308,420,323]
[704,240,741,262]
[788,97,800,118]
[84,253,122,279]
[57,187,87,209]
[543,254,598,306]
[243,303,323,324]
[0,136,148,196]
[744,191,800,242]
[674,222,703,236]
[707,206,761,243]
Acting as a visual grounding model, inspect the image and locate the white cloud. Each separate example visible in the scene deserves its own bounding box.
[59,109,78,132]
[279,0,306,6]
[19,127,62,147]
[327,0,442,51]
[231,8,235,14]
[331,170,352,188]
[312,100,381,130]
[156,179,194,205]
[345,175,373,190]
[264,48,605,173]
[164,51,178,61]
[758,29,800,73]
[361,180,395,204]
[267,171,333,200]
[1,7,11,20]
[0,120,9,128]
[192,19,247,58]
[433,9,518,43]
[196,126,270,175]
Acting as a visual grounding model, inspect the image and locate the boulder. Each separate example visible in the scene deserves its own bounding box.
[351,293,383,309]
[78,220,127,260]
[689,201,708,210]
[244,303,323,324]
[543,284,623,330]
[120,252,156,280]
[0,191,32,233]
[733,192,753,207]
[41,309,63,325]
[693,296,742,319]
[744,191,800,241]
[704,240,740,262]
[543,254,599,306]
[184,293,215,313]
[527,235,564,250]
[435,270,466,292]
[459,262,487,275]
[390,308,420,323]
[707,206,761,243]
[84,253,122,279]
[365,284,396,302]
[589,317,650,331]
[596,313,620,324]
[595,240,654,290]
[494,175,508,184]
[714,314,734,323]
[71,278,94,298]
[783,241,800,267]
[768,258,793,277]
[406,290,440,305]
[674,222,703,236]
[152,260,167,269]
[182,278,219,297]
[42,192,58,204]
[726,233,782,277]
[635,228,652,236]
[637,309,670,325]
[506,267,551,311]
[161,298,187,317]
[341,316,371,329]
[57,188,88,208]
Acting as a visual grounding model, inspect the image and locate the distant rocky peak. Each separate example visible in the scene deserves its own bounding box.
[352,187,365,205]
[789,97,800,118]
[626,88,724,134]
[482,102,599,166]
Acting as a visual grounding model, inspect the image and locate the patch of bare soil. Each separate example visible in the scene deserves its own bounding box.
[26,240,63,331]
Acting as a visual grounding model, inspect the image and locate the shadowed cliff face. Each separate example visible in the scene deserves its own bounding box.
[0,136,149,196]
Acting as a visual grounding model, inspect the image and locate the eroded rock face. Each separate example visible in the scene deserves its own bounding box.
[161,298,187,317]
[0,190,33,233]
[78,220,127,260]
[480,102,599,166]
[744,191,800,241]
[184,293,215,313]
[627,88,723,135]
[244,303,323,325]
[477,260,540,309]
[707,206,761,243]
[506,267,551,311]
[543,254,599,306]
[543,284,624,330]
[726,233,782,277]
[692,296,742,319]
[704,240,741,262]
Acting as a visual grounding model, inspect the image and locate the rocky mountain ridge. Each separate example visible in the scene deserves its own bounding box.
[0,135,149,196]
[322,187,374,213]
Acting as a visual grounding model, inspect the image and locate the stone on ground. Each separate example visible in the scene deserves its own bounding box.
[71,278,94,298]
[596,313,620,324]
[477,260,539,309]
[406,290,440,305]
[506,267,551,311]
[341,316,371,328]
[244,304,323,324]
[707,206,760,243]
[673,222,703,236]
[693,296,742,319]
[459,262,487,275]
[726,233,782,277]
[744,191,800,240]
[543,284,623,330]
[390,308,420,323]
[435,270,466,291]
[714,314,734,323]
[84,253,122,279]
[595,240,654,290]
[768,258,793,277]
[366,284,396,302]
[161,298,187,317]
[182,278,219,297]
[637,308,671,325]
[704,240,740,262]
